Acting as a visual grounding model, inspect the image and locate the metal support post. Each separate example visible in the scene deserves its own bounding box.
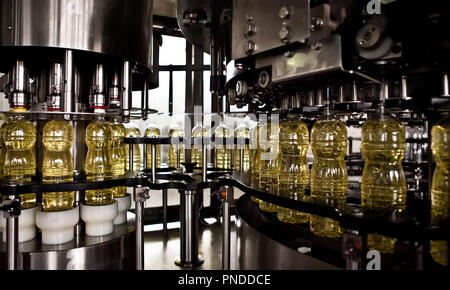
[175,190,204,267]
[162,189,168,238]
[151,144,157,182]
[129,140,134,174]
[143,143,148,171]
[221,181,234,270]
[134,186,150,270]
[2,195,21,270]
[239,147,244,172]
[202,144,208,182]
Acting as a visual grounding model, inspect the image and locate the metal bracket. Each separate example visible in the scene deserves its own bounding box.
[134,187,150,203]
[0,198,21,218]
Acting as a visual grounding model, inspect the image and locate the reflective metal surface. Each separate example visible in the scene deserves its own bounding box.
[235,195,341,270]
[232,0,309,60]
[0,222,136,270]
[0,0,153,69]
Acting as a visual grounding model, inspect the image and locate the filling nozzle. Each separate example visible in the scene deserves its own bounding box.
[8,60,31,111]
[47,62,64,112]
[109,69,121,108]
[89,63,108,110]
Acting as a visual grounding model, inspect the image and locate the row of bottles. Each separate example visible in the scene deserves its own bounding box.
[0,115,129,211]
[124,121,251,171]
[250,107,449,267]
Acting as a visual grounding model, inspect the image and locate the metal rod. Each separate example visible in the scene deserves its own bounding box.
[202,144,207,182]
[443,72,449,96]
[176,190,203,267]
[151,144,157,182]
[63,50,73,113]
[176,144,181,169]
[162,188,168,238]
[143,143,148,170]
[121,60,131,121]
[129,141,134,173]
[135,187,144,270]
[222,194,231,270]
[239,147,244,172]
[6,215,18,270]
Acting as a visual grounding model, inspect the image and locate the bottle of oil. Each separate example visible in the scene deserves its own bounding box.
[145,122,161,169]
[361,104,406,254]
[85,117,114,206]
[0,120,6,179]
[277,115,310,224]
[429,117,450,266]
[42,119,75,211]
[192,122,207,166]
[3,115,36,209]
[249,122,262,203]
[125,123,141,172]
[258,122,280,212]
[215,122,232,169]
[310,108,348,238]
[168,123,184,168]
[250,122,261,182]
[234,123,250,172]
[110,119,127,198]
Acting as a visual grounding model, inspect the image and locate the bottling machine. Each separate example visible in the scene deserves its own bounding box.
[0,0,449,271]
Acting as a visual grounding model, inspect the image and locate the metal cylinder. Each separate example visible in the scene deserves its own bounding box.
[338,85,345,103]
[143,143,148,171]
[90,64,108,109]
[0,0,153,70]
[47,62,64,111]
[176,190,203,267]
[162,189,168,237]
[314,89,324,107]
[134,187,145,270]
[306,91,314,107]
[122,60,132,121]
[151,144,157,182]
[109,69,121,108]
[202,144,208,182]
[401,75,410,99]
[6,215,18,270]
[443,73,449,96]
[222,196,231,270]
[9,60,30,110]
[129,140,134,174]
[351,82,359,102]
[63,50,74,113]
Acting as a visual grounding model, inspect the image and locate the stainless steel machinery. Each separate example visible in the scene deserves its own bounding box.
[0,0,154,270]
[176,0,450,270]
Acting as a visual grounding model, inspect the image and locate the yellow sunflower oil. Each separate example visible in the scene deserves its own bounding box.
[192,122,206,166]
[430,118,450,266]
[3,115,36,209]
[85,118,114,205]
[110,120,127,198]
[42,119,75,211]
[310,112,348,238]
[215,122,232,169]
[361,106,406,254]
[277,116,310,224]
[125,123,141,172]
[145,123,161,169]
[234,123,251,172]
[168,124,185,168]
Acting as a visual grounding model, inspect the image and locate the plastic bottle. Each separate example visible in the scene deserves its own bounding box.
[234,123,250,172]
[3,115,36,209]
[125,123,141,172]
[361,105,406,253]
[168,123,184,168]
[277,115,310,224]
[192,122,206,166]
[249,122,262,203]
[145,122,161,169]
[310,109,348,238]
[258,122,280,212]
[42,119,75,211]
[214,122,232,169]
[85,118,114,205]
[430,118,450,266]
[110,119,127,198]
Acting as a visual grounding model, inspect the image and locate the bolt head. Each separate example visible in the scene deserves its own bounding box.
[244,23,256,36]
[279,5,293,19]
[244,41,255,55]
[279,26,292,43]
